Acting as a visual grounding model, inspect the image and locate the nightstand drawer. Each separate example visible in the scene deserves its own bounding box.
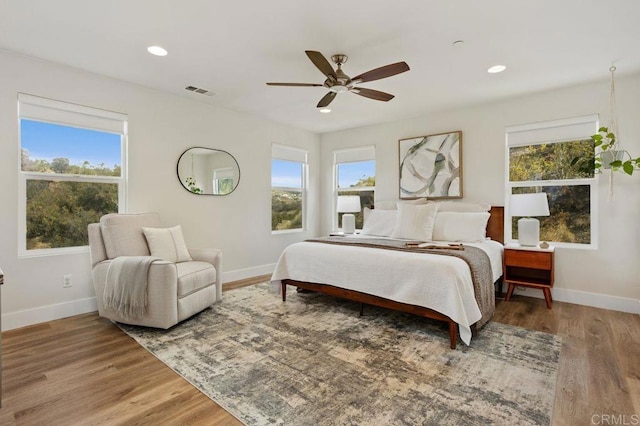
[504,250,552,270]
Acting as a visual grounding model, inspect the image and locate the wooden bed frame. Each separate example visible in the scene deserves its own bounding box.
[281,206,504,349]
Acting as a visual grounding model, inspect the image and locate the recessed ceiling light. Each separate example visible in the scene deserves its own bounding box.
[147,46,168,57]
[318,108,331,113]
[487,65,506,73]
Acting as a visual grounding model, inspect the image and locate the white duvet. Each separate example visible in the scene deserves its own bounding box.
[270,236,504,345]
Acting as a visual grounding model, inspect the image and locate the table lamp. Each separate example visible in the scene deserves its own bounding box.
[336,195,361,234]
[510,192,550,246]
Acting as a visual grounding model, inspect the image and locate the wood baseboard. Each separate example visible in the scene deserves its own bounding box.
[222,274,271,291]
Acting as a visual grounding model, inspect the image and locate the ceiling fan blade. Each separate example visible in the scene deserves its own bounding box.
[305,50,337,80]
[317,92,337,108]
[352,62,410,83]
[266,82,324,87]
[351,88,395,102]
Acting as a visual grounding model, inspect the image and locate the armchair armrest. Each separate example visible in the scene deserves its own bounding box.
[188,248,223,301]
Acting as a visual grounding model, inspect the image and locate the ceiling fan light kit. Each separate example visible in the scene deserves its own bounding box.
[267,50,410,108]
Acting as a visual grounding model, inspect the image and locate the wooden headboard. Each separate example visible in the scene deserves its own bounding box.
[487,206,504,244]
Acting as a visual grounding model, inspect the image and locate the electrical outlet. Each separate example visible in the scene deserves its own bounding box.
[63,274,72,288]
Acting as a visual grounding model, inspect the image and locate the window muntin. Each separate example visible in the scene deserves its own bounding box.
[18,94,126,255]
[506,116,597,247]
[271,149,306,232]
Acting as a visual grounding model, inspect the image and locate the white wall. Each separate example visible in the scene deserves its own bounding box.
[320,73,640,310]
[0,50,320,329]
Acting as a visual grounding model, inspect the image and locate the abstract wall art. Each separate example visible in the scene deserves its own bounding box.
[399,131,462,199]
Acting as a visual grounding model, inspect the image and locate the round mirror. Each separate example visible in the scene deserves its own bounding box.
[177,147,240,195]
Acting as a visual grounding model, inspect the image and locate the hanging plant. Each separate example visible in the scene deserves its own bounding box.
[572,66,640,177]
[576,126,640,176]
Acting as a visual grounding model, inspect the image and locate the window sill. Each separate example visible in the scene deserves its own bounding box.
[18,245,90,259]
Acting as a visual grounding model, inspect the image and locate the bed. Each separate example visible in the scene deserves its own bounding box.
[271,204,504,349]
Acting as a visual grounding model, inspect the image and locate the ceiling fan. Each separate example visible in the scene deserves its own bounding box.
[267,51,410,108]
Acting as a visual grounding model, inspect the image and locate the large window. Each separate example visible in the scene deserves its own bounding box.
[506,115,598,247]
[271,144,307,232]
[18,94,127,255]
[334,146,375,230]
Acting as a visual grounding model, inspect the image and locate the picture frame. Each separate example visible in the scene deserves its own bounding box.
[399,130,462,199]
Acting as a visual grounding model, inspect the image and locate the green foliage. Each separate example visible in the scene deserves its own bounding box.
[571,127,640,176]
[510,140,594,181]
[23,152,120,250]
[272,190,302,230]
[26,180,118,249]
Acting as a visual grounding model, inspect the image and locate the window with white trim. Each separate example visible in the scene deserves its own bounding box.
[334,146,375,230]
[18,94,127,255]
[271,144,307,232]
[213,167,234,195]
[506,115,598,247]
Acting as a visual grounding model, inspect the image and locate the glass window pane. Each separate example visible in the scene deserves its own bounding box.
[337,161,375,188]
[271,189,302,230]
[20,119,122,177]
[337,190,374,229]
[511,186,591,244]
[26,179,118,249]
[271,159,302,188]
[509,140,594,181]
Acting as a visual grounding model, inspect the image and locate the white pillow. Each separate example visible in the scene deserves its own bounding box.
[432,212,490,242]
[391,203,439,241]
[361,209,397,237]
[376,198,429,210]
[436,201,491,212]
[142,225,193,262]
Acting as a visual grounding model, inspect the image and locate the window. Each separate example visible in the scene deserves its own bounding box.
[18,94,127,255]
[506,115,598,247]
[271,144,307,232]
[334,146,375,230]
[212,167,234,195]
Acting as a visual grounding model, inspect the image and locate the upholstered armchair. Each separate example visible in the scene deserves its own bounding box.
[88,213,221,328]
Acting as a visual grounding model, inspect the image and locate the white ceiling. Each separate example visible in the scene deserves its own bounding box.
[1,0,639,134]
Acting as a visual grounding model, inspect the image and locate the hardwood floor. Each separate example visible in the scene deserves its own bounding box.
[1,286,638,425]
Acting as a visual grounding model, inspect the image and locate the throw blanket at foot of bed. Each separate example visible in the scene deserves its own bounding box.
[305,237,495,329]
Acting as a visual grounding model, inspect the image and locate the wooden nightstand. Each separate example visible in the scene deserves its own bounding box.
[503,245,555,309]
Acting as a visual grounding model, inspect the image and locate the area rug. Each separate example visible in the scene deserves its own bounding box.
[120,283,561,425]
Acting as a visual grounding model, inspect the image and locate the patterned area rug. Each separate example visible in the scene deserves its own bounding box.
[120,283,561,425]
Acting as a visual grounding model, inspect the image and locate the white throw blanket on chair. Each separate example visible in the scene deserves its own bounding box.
[104,256,160,319]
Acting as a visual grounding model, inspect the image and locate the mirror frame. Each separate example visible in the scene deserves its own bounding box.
[177,147,241,196]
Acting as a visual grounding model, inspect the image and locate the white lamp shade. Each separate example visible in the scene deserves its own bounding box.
[336,195,361,213]
[510,193,550,217]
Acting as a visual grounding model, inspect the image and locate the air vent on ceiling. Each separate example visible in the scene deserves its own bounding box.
[185,85,214,96]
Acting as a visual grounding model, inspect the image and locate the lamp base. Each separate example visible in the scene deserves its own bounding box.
[518,217,540,246]
[342,214,356,234]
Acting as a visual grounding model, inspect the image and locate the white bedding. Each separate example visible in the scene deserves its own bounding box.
[270,236,504,345]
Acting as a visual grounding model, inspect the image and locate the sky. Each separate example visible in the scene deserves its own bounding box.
[271,159,375,189]
[20,119,121,167]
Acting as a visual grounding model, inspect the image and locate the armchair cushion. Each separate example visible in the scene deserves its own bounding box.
[142,225,193,263]
[176,261,217,298]
[100,213,161,258]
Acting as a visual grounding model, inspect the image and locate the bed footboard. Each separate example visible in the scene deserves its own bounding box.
[281,279,459,349]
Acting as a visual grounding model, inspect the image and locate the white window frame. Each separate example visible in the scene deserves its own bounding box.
[271,144,308,234]
[333,146,376,230]
[17,93,128,257]
[505,115,598,249]
[212,167,234,195]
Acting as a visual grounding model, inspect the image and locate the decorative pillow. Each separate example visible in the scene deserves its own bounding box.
[432,212,490,242]
[361,209,398,237]
[436,201,491,212]
[376,198,429,210]
[391,203,439,241]
[142,225,193,263]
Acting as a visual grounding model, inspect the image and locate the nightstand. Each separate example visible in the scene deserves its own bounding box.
[503,245,555,309]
